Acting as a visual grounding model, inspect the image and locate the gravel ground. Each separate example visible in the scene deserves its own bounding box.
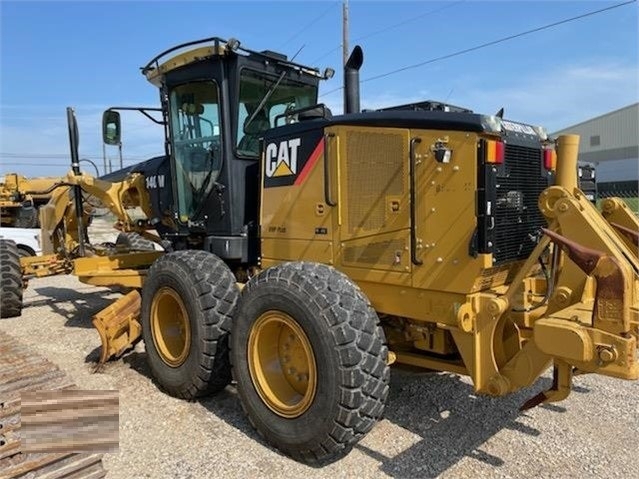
[2,222,638,478]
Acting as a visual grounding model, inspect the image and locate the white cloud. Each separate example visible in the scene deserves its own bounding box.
[320,60,639,131]
[320,61,638,131]
[2,60,636,177]
[320,88,433,115]
[448,61,639,131]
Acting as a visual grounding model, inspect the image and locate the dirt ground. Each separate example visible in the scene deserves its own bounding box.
[1,219,638,478]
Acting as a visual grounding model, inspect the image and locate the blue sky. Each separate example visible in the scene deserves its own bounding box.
[1,0,637,177]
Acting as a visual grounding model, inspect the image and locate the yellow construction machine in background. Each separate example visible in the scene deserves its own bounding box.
[1,108,165,361]
[0,173,65,227]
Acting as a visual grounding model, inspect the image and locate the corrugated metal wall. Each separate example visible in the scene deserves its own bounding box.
[551,103,638,182]
[552,103,638,151]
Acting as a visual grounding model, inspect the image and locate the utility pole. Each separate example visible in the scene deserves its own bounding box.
[342,0,349,113]
[342,0,349,68]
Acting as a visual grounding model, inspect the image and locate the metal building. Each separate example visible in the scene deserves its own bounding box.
[551,103,638,184]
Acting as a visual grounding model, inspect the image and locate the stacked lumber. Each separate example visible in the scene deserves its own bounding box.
[0,331,109,479]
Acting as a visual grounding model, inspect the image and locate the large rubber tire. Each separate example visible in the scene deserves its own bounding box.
[140,250,238,399]
[115,232,156,251]
[17,245,36,258]
[0,239,23,318]
[231,262,390,464]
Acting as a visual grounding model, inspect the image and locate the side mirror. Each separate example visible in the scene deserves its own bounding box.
[102,110,121,145]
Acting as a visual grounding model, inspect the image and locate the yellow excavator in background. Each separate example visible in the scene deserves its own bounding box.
[0,36,637,466]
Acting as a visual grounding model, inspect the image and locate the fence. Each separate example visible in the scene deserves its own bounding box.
[597,180,639,199]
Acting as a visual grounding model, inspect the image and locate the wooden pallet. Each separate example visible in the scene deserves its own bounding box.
[0,331,108,479]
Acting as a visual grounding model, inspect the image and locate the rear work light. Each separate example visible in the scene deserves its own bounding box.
[485,139,505,164]
[543,148,557,171]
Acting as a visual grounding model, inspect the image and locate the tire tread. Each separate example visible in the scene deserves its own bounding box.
[0,239,23,318]
[116,232,156,251]
[233,261,390,464]
[142,250,238,399]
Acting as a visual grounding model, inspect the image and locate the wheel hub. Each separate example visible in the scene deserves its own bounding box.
[248,311,317,418]
[150,287,191,367]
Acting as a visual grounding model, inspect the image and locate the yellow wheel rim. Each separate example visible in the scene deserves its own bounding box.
[248,311,317,418]
[151,287,191,367]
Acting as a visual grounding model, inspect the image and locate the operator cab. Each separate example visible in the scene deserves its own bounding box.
[107,37,332,262]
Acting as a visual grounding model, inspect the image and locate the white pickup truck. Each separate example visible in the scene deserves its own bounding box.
[0,227,41,257]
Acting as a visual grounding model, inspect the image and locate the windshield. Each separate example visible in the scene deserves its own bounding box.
[169,81,221,222]
[236,69,317,157]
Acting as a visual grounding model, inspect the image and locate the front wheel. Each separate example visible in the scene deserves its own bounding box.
[141,250,238,399]
[231,262,390,464]
[115,232,156,251]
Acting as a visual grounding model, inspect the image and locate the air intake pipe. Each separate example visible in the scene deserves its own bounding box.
[344,46,363,114]
[555,134,580,192]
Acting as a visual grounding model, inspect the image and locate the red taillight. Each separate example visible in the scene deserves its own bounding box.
[543,148,556,170]
[486,140,505,164]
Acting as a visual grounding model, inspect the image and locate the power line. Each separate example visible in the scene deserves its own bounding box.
[0,157,157,167]
[0,152,156,160]
[0,159,155,167]
[359,0,467,43]
[311,0,466,64]
[320,0,636,97]
[278,1,340,51]
[1,162,74,167]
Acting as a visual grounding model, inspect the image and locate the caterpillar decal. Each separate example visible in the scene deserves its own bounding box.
[265,138,301,178]
[263,129,324,188]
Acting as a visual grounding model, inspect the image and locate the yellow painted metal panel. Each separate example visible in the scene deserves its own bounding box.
[261,239,333,266]
[260,139,333,242]
[410,130,491,293]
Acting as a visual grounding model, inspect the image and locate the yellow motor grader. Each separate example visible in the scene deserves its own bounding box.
[0,36,637,465]
[0,173,65,227]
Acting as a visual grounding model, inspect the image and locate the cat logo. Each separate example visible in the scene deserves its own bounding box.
[265,138,301,178]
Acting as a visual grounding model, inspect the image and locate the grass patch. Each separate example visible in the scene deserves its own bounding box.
[621,197,639,214]
[597,197,639,215]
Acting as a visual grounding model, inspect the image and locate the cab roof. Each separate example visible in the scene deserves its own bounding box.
[141,36,323,87]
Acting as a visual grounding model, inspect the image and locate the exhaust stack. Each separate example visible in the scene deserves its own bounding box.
[344,46,363,114]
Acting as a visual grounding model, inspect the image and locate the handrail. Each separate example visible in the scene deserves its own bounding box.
[410,137,423,266]
[141,37,224,74]
[140,36,321,77]
[324,133,337,207]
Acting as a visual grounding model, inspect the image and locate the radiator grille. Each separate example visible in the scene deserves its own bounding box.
[493,144,548,264]
[346,132,405,233]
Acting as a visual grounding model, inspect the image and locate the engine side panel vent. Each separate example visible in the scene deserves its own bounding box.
[344,130,406,235]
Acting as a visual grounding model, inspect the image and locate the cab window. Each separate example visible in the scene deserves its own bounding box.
[169,81,221,221]
[236,69,317,157]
